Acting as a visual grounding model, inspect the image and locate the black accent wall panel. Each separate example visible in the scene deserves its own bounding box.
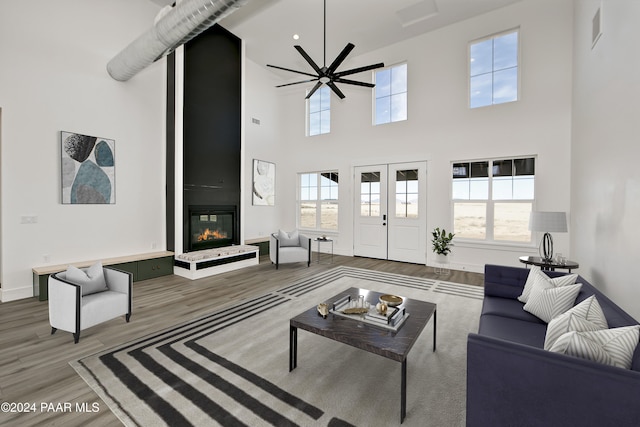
[170,24,242,253]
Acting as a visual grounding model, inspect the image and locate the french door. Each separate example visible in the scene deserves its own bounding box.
[354,162,427,264]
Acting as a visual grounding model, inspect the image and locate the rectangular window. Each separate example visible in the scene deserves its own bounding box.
[308,86,330,136]
[469,29,519,108]
[299,171,338,230]
[452,157,534,243]
[360,172,381,217]
[374,63,408,125]
[395,169,419,218]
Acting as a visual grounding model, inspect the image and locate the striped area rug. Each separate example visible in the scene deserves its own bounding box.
[71,267,483,426]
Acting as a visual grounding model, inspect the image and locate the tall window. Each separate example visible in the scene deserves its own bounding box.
[469,29,519,108]
[308,86,330,136]
[299,172,338,230]
[452,157,534,242]
[374,63,408,125]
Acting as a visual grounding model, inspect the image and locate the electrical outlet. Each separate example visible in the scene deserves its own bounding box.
[43,254,50,263]
[151,242,157,250]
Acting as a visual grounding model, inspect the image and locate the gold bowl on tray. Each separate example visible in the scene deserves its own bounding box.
[379,294,403,307]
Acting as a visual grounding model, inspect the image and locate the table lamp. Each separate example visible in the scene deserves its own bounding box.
[529,211,567,262]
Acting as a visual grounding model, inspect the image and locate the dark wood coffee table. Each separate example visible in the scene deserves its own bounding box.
[289,287,437,423]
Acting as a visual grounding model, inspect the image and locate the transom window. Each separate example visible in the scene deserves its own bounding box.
[374,63,408,125]
[299,172,338,230]
[452,157,534,242]
[308,86,330,136]
[469,29,519,108]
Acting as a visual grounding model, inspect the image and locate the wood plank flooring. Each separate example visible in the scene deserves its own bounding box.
[0,255,483,426]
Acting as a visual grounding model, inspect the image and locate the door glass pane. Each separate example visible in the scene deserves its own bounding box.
[494,202,532,242]
[454,202,486,239]
[360,172,381,217]
[395,169,418,218]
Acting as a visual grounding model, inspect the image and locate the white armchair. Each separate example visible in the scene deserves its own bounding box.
[270,230,311,269]
[48,263,132,343]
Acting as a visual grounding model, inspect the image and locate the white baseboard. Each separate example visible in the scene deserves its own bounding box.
[0,285,35,302]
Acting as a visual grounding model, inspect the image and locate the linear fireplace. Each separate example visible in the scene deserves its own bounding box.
[188,205,238,251]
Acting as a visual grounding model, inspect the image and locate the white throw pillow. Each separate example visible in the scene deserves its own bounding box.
[518,269,577,304]
[278,229,299,247]
[523,273,582,322]
[66,261,108,296]
[549,325,640,369]
[518,265,541,303]
[544,295,609,349]
[544,313,604,350]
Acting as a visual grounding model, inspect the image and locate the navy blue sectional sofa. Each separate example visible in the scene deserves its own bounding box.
[467,264,640,427]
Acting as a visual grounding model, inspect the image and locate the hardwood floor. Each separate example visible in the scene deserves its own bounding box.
[0,255,483,426]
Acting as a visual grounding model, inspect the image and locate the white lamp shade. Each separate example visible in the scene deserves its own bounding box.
[529,211,567,232]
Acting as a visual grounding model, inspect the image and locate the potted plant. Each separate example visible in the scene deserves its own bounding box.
[432,227,455,264]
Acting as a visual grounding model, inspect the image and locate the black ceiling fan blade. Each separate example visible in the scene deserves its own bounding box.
[333,77,375,88]
[276,78,319,88]
[266,64,318,78]
[294,45,323,75]
[326,43,355,74]
[334,62,385,78]
[304,81,324,99]
[327,81,346,99]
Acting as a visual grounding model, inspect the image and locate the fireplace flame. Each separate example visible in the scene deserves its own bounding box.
[197,228,227,241]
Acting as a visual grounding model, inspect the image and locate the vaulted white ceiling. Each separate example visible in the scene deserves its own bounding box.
[148,0,521,81]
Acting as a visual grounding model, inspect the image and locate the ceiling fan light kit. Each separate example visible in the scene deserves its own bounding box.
[267,0,384,99]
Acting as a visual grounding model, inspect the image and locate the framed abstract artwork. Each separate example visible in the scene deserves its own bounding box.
[61,131,115,204]
[252,159,275,206]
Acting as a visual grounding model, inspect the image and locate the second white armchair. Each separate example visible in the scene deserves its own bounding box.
[270,229,311,269]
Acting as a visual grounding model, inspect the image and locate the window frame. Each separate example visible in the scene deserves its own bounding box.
[298,171,339,231]
[373,62,408,126]
[451,156,535,245]
[468,28,520,109]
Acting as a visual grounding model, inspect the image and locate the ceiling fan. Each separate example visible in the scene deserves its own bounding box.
[266,0,384,99]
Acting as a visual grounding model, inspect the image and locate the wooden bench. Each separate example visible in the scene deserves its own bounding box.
[33,251,174,301]
[245,236,269,256]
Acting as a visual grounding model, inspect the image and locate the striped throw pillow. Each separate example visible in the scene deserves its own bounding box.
[544,295,609,349]
[518,268,577,304]
[523,272,582,322]
[549,325,640,369]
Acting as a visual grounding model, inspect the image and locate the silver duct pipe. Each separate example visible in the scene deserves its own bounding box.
[107,0,249,81]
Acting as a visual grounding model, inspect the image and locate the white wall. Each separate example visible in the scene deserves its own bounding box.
[242,58,287,240]
[261,0,574,271]
[0,0,166,301]
[571,0,640,319]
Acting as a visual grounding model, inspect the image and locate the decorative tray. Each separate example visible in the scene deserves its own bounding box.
[328,295,409,332]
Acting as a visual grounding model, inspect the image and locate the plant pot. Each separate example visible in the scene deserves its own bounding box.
[435,253,449,264]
